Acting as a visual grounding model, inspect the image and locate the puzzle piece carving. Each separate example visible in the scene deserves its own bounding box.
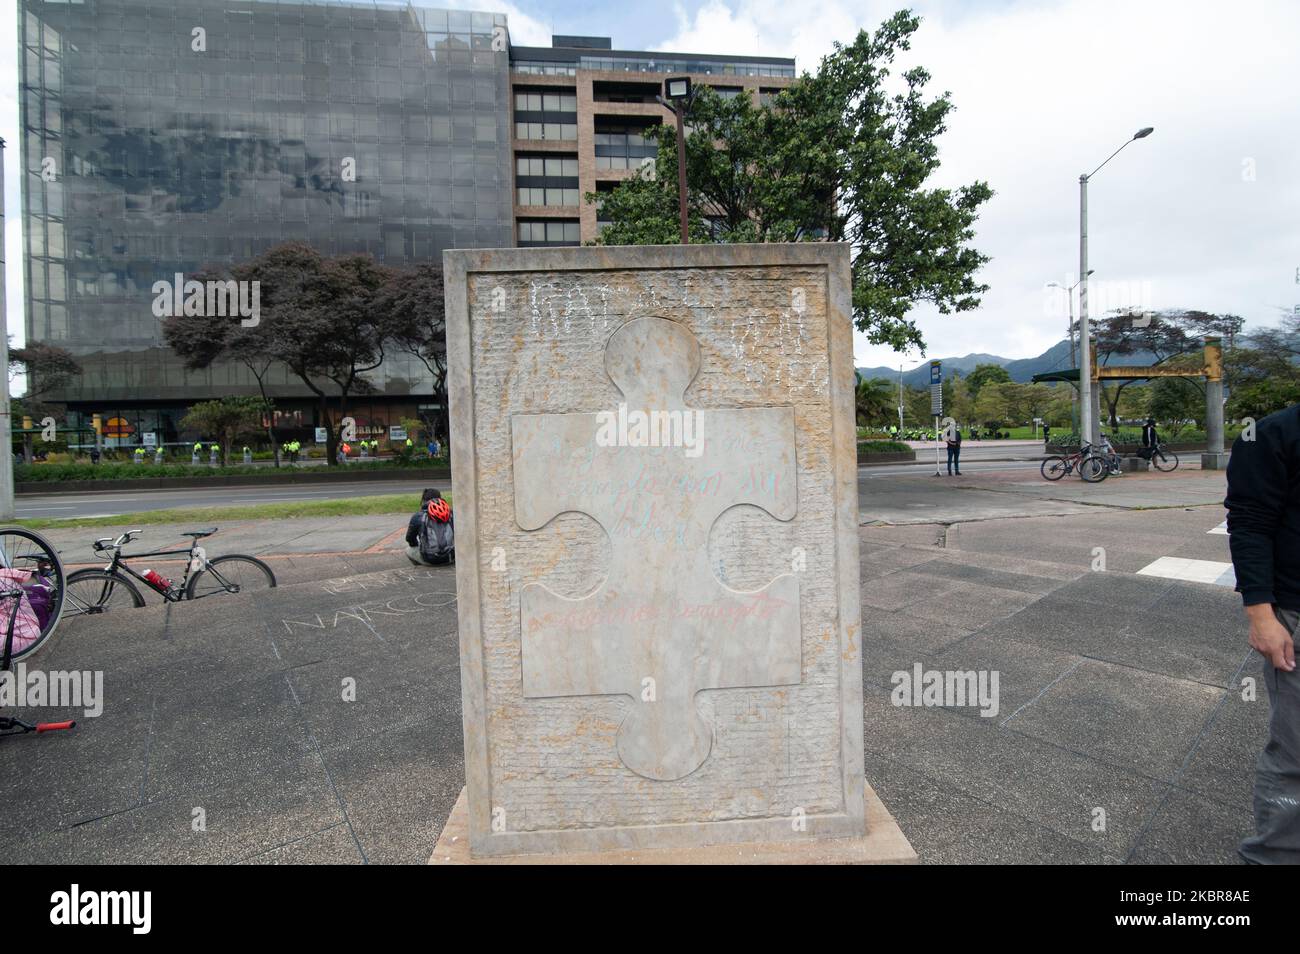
[512,317,801,780]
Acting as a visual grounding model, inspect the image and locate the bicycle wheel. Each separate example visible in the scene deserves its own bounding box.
[0,528,66,661]
[185,555,277,600]
[1152,448,1179,472]
[1041,456,1070,481]
[1078,454,1108,482]
[64,569,146,616]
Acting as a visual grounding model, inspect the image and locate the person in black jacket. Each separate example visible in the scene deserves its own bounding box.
[1225,404,1300,863]
[945,425,962,476]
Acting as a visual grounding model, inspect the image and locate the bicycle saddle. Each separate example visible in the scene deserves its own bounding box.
[182,528,217,539]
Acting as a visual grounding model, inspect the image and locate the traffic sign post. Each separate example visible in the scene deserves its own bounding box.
[930,361,943,476]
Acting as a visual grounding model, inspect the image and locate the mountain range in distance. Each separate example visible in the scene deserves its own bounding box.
[856,339,1086,388]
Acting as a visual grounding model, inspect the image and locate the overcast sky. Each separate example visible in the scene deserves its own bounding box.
[4,0,1297,372]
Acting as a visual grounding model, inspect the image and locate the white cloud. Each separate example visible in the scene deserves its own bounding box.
[656,0,1300,368]
[5,0,1297,375]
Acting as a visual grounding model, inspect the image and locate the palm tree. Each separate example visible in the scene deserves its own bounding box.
[854,373,893,427]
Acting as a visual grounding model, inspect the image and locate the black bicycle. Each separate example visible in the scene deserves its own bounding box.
[1143,440,1180,472]
[64,528,276,616]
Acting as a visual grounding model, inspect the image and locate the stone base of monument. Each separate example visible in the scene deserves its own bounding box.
[1123,457,1150,472]
[1201,451,1230,470]
[429,784,917,865]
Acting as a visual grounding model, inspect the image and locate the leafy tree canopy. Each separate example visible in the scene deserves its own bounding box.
[592,10,993,352]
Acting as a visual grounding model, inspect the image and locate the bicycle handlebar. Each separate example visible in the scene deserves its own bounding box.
[36,721,76,733]
[94,529,143,552]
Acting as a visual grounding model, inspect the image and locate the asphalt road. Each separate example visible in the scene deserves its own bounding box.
[16,444,1044,520]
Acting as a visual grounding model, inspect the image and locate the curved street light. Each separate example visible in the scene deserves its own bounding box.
[1078,127,1154,445]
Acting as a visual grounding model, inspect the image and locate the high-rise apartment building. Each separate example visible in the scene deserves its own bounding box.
[16,0,794,444]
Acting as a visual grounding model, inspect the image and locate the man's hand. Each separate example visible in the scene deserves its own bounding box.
[1246,603,1297,671]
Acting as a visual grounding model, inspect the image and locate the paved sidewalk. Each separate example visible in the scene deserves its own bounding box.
[2,468,1262,864]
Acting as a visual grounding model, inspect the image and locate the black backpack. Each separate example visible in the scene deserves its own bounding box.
[418,513,455,564]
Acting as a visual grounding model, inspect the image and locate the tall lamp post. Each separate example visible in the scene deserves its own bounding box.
[1079,126,1153,447]
[0,136,12,522]
[1047,270,1094,433]
[658,76,693,244]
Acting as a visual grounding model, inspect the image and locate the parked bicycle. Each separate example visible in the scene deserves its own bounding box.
[0,528,74,736]
[1140,439,1180,472]
[1041,442,1106,482]
[64,528,276,616]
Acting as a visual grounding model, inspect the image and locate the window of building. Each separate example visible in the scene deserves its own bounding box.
[515,154,580,206]
[517,219,580,246]
[592,81,659,103]
[514,87,578,141]
[513,91,577,112]
[515,120,578,141]
[594,123,658,170]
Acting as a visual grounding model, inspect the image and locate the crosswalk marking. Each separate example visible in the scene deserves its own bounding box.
[1208,520,1228,535]
[1137,556,1236,587]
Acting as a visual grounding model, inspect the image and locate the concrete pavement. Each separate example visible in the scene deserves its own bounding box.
[1,466,1261,864]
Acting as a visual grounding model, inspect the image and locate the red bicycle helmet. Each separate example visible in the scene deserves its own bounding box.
[427,498,451,522]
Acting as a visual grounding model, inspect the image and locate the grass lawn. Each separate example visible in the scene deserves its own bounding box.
[15,492,449,530]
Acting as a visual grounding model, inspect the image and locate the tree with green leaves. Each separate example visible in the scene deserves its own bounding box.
[1091,309,1243,426]
[592,11,992,352]
[964,363,1011,400]
[160,267,284,464]
[854,373,894,426]
[375,263,449,443]
[180,396,270,467]
[1224,313,1300,420]
[9,340,82,463]
[163,243,395,465]
[1147,377,1203,438]
[973,383,1011,430]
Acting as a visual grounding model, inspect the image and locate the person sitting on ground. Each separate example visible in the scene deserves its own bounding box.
[1100,431,1123,475]
[405,488,455,566]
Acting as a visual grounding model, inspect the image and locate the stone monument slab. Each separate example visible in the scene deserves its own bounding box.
[443,243,869,858]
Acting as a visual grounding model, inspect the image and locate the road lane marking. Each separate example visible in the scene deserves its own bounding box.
[1136,556,1235,587]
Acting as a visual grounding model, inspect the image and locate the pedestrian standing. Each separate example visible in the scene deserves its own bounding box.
[945,425,962,476]
[1226,403,1300,863]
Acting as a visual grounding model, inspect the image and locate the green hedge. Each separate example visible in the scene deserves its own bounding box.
[14,458,443,483]
[857,440,911,454]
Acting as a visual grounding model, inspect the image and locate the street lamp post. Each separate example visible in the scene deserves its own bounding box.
[659,77,693,244]
[1078,126,1153,447]
[0,137,12,522]
[1048,270,1093,434]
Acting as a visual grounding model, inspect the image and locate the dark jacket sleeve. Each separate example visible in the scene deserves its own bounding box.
[405,512,423,547]
[1225,427,1287,606]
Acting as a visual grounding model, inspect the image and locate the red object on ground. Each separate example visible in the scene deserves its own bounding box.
[36,721,75,732]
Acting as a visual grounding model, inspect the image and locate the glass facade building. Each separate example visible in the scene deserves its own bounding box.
[15,3,795,443]
[18,0,513,415]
